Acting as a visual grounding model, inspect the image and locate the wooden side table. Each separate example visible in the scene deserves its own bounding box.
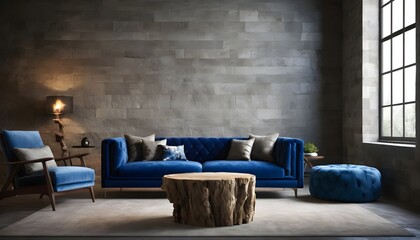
[304,155,325,168]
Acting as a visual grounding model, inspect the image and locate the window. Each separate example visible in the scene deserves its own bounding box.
[380,0,416,142]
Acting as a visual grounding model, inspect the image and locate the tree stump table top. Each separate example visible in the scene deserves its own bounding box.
[164,172,255,181]
[162,172,256,227]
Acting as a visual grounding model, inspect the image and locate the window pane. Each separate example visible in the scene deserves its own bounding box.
[382,4,391,37]
[382,40,391,72]
[405,0,416,27]
[392,34,403,69]
[392,69,403,104]
[382,73,391,106]
[392,105,404,137]
[382,107,391,137]
[392,0,403,33]
[405,28,416,65]
[405,103,416,138]
[405,66,416,102]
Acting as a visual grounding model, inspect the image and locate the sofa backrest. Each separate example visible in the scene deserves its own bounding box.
[157,137,240,163]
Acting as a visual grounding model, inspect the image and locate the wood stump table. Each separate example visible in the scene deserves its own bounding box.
[162,172,256,227]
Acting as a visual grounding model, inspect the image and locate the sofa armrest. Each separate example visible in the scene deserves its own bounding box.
[101,137,128,180]
[274,137,304,187]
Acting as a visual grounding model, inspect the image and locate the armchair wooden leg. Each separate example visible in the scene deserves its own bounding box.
[42,162,56,211]
[89,187,95,202]
[39,194,43,199]
[48,193,56,211]
[293,188,298,198]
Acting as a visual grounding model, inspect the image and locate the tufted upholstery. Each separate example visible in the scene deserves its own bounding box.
[101,136,304,188]
[159,137,231,162]
[309,164,382,203]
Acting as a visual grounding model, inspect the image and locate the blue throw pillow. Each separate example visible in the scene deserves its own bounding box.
[160,145,188,161]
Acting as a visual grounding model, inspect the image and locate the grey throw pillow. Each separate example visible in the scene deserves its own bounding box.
[249,133,279,162]
[226,138,255,160]
[142,139,167,161]
[125,134,155,162]
[14,145,57,175]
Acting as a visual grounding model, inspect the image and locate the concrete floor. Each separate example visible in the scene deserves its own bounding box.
[0,182,420,240]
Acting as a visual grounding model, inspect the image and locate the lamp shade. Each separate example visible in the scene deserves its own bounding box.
[45,96,73,115]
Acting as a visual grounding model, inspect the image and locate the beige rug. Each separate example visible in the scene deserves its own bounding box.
[0,198,413,237]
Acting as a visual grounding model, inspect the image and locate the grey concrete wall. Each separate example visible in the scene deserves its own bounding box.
[342,0,420,208]
[0,0,343,179]
[342,0,363,163]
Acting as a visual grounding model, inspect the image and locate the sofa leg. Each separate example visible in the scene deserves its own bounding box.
[293,188,298,198]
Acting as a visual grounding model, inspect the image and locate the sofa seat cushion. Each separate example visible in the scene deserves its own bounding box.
[118,161,202,178]
[202,160,285,179]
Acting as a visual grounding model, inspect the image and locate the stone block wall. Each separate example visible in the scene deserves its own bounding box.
[0,0,343,179]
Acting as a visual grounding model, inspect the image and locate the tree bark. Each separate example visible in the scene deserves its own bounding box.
[162,172,256,227]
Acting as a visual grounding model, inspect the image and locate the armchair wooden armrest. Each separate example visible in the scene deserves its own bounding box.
[55,153,90,167]
[4,157,55,166]
[55,153,89,161]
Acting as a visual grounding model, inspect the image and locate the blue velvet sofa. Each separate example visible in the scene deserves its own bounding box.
[101,137,304,193]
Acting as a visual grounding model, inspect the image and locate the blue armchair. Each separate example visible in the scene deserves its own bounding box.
[0,130,95,211]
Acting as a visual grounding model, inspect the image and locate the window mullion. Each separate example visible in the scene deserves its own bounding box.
[402,0,406,138]
[390,0,394,137]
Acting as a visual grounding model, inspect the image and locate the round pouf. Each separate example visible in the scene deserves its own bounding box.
[309,164,381,203]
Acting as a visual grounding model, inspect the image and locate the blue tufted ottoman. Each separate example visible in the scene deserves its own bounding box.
[309,164,381,203]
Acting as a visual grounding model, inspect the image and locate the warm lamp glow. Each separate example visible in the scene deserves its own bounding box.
[53,99,66,114]
[45,96,73,117]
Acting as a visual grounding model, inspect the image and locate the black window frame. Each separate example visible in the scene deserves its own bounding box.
[379,0,416,143]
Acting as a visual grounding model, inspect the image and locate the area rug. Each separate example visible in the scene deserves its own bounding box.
[0,198,413,237]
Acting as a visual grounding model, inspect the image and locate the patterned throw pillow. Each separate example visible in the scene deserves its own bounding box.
[160,145,188,161]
